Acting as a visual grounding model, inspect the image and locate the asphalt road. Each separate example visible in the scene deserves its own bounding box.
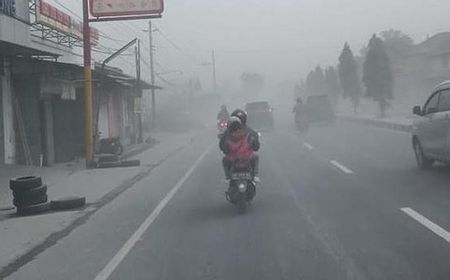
[6,120,450,280]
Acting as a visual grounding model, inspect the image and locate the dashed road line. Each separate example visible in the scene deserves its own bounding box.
[94,146,212,280]
[401,207,450,243]
[303,142,314,150]
[329,160,354,174]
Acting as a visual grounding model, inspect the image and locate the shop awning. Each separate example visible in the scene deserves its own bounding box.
[0,41,58,57]
[94,65,162,90]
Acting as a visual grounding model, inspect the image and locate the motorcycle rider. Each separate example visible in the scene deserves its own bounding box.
[217,105,230,121]
[293,97,307,127]
[293,97,304,115]
[220,109,260,183]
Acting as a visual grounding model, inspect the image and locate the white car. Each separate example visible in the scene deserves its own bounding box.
[412,80,450,169]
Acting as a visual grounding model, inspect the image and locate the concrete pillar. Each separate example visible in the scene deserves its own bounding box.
[1,58,15,164]
[42,100,55,166]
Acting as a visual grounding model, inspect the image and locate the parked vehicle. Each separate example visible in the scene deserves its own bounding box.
[96,134,124,156]
[225,158,257,213]
[306,95,335,124]
[245,101,274,130]
[412,80,450,169]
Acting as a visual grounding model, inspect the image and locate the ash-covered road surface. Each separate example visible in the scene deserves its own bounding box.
[5,121,450,280]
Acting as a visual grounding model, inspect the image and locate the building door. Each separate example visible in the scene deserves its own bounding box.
[52,91,85,162]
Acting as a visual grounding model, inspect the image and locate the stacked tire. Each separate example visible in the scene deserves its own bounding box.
[10,176,50,216]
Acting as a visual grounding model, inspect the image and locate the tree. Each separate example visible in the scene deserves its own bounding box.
[324,66,341,107]
[363,34,394,117]
[380,29,414,63]
[338,43,362,113]
[306,66,325,95]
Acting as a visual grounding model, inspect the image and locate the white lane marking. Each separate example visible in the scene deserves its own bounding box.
[303,142,314,150]
[401,207,450,243]
[94,146,212,280]
[329,160,353,174]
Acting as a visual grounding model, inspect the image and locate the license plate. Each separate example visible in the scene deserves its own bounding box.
[231,172,252,180]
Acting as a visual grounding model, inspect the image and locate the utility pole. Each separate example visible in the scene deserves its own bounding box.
[212,50,217,94]
[135,40,143,143]
[148,20,156,129]
[82,0,94,167]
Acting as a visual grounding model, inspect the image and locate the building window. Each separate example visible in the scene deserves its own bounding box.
[0,0,16,17]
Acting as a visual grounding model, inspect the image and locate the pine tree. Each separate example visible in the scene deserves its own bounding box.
[324,66,341,107]
[363,34,394,117]
[338,43,362,113]
[306,66,325,95]
[305,70,315,95]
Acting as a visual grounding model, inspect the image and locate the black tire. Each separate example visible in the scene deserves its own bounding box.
[97,160,140,168]
[98,154,120,163]
[237,195,247,214]
[17,202,50,216]
[13,185,47,199]
[247,183,256,202]
[10,176,42,192]
[50,196,86,211]
[13,194,48,208]
[96,161,122,168]
[120,160,141,167]
[414,139,434,170]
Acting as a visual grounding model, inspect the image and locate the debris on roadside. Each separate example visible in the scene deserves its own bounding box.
[9,176,86,216]
[50,196,86,211]
[10,176,49,216]
[96,159,141,169]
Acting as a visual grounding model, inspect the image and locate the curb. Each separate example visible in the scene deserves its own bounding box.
[339,115,412,133]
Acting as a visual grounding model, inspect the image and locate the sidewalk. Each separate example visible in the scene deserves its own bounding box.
[0,136,155,211]
[338,113,414,133]
[0,130,196,271]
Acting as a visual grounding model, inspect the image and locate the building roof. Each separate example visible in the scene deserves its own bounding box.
[410,32,450,57]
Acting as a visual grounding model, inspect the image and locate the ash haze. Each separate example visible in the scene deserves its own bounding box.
[49,0,450,88]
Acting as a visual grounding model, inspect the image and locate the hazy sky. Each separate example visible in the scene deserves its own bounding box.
[49,0,450,89]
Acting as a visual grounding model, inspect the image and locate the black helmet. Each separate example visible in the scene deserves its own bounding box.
[231,109,247,125]
[228,116,242,132]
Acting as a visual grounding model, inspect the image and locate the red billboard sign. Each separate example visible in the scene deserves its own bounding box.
[35,0,99,45]
[89,0,164,17]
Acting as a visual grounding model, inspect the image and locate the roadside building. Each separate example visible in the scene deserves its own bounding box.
[1,0,158,166]
[396,32,450,105]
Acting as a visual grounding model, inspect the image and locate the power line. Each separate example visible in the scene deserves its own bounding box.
[153,25,200,63]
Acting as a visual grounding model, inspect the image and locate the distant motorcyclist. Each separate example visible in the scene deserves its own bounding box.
[220,109,260,183]
[293,97,304,115]
[217,105,230,121]
[293,97,308,131]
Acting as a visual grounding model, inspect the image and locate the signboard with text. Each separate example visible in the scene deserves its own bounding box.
[89,0,164,17]
[35,0,99,45]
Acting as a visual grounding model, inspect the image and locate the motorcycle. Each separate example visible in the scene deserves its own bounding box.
[97,136,124,155]
[217,119,228,139]
[225,158,256,213]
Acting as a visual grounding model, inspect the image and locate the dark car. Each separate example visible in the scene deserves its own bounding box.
[245,101,274,129]
[306,95,335,123]
[412,80,450,169]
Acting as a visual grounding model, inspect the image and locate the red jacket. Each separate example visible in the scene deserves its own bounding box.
[222,129,254,160]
